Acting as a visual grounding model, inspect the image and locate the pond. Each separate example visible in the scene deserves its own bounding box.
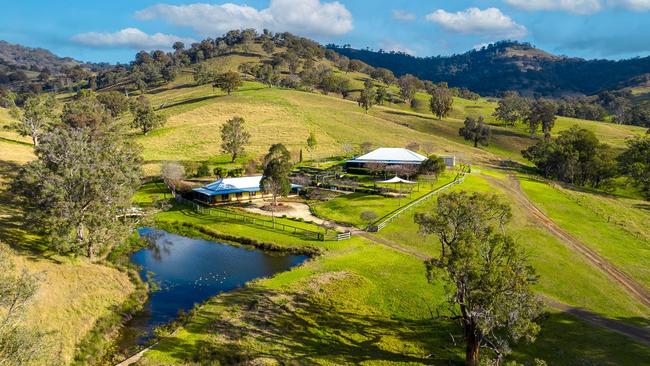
[121,227,308,345]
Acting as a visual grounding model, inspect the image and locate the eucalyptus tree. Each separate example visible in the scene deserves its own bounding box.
[9,94,57,146]
[415,192,542,366]
[12,111,142,260]
[220,116,251,162]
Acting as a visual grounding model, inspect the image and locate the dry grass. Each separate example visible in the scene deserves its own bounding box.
[10,252,134,364]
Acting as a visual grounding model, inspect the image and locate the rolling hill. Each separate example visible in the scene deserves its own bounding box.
[1,38,650,366]
[330,41,650,96]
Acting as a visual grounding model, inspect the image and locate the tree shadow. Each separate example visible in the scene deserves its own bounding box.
[153,287,462,365]
[159,95,222,110]
[0,160,45,258]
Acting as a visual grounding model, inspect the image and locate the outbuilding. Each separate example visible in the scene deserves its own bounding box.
[345,148,427,169]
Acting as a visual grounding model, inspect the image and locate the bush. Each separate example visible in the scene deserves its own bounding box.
[196,162,211,177]
[229,167,245,177]
[213,166,228,178]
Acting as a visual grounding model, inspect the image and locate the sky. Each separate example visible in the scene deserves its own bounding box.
[2,0,650,63]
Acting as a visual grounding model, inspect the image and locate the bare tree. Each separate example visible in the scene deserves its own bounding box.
[161,161,185,196]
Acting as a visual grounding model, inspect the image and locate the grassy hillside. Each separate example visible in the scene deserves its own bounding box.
[0,113,136,365]
[2,51,650,365]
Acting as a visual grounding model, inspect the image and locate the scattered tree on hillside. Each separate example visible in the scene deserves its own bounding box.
[526,99,557,139]
[213,71,243,95]
[131,96,166,135]
[8,94,56,146]
[220,116,251,162]
[618,136,650,199]
[12,122,142,260]
[523,126,618,188]
[306,132,317,156]
[397,74,422,103]
[161,161,185,196]
[61,94,112,131]
[429,85,454,119]
[459,116,491,147]
[0,245,44,365]
[96,91,130,117]
[370,67,396,84]
[260,144,292,227]
[194,64,217,86]
[415,192,542,366]
[357,81,376,113]
[493,92,530,126]
[375,85,388,105]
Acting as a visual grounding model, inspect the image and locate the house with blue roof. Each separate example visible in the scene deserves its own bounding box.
[192,175,301,205]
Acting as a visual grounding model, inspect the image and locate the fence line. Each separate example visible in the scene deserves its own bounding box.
[175,196,339,241]
[368,168,468,232]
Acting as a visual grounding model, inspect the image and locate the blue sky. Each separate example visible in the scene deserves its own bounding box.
[2,0,650,63]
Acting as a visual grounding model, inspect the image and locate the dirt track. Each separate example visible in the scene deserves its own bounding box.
[361,174,650,347]
[482,173,650,309]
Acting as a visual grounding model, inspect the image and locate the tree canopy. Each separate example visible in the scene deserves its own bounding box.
[618,136,650,199]
[213,71,243,95]
[12,122,142,260]
[131,96,166,135]
[523,126,617,188]
[459,116,491,147]
[9,94,56,146]
[220,116,251,162]
[415,192,542,366]
[429,85,454,119]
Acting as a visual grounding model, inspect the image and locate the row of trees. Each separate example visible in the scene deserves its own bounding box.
[493,93,558,138]
[523,127,650,197]
[5,90,166,148]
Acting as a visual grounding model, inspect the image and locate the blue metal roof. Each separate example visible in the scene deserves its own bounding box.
[193,176,301,197]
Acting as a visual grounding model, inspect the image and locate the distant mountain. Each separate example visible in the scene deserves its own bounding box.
[0,40,85,72]
[329,41,650,97]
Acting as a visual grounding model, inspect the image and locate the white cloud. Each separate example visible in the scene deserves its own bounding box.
[379,39,416,55]
[504,0,603,14]
[71,28,196,49]
[426,8,527,38]
[609,0,650,11]
[392,10,416,21]
[134,0,353,37]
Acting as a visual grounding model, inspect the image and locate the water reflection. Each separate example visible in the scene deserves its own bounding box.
[123,227,308,345]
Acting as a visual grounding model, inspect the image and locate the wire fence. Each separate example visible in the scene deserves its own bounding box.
[368,165,469,232]
[175,196,345,241]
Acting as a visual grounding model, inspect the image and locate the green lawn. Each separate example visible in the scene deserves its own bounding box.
[311,172,456,228]
[374,172,650,326]
[519,175,650,289]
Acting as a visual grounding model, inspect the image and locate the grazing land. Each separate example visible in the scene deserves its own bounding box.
[1,48,650,366]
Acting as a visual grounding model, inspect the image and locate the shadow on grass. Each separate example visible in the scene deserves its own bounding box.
[159,94,223,110]
[513,311,650,365]
[153,287,461,365]
[0,160,45,257]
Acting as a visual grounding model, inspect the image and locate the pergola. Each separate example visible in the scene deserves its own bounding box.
[378,176,417,206]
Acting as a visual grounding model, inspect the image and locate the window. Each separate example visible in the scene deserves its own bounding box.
[236,192,243,199]
[221,194,229,201]
[250,191,257,197]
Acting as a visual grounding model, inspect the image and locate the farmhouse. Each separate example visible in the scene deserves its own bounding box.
[191,175,301,205]
[345,147,456,169]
